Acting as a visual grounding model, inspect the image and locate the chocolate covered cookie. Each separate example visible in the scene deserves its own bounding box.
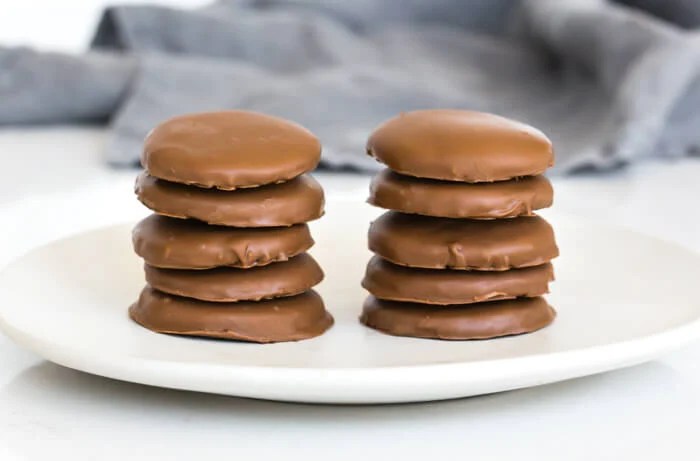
[130,286,333,343]
[145,253,323,302]
[362,256,553,305]
[133,214,313,269]
[367,110,553,182]
[369,212,558,270]
[142,111,321,189]
[360,296,555,340]
[135,173,324,227]
[369,169,553,218]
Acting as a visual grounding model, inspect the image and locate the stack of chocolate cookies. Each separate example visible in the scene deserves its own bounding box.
[361,110,559,340]
[129,111,333,343]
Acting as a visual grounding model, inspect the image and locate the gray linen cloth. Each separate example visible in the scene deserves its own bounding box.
[1,0,699,173]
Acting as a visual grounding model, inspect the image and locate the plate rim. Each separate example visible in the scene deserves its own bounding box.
[2,313,700,403]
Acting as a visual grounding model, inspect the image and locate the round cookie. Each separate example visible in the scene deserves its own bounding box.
[362,256,554,305]
[135,173,324,227]
[142,111,321,190]
[369,212,558,271]
[130,286,333,343]
[360,296,555,340]
[144,253,323,302]
[368,169,553,218]
[133,214,314,269]
[367,110,553,182]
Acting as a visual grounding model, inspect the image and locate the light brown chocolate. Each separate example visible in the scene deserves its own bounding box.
[130,286,333,343]
[369,169,553,218]
[360,296,555,340]
[369,212,558,271]
[133,214,314,269]
[362,256,553,305]
[367,110,554,182]
[135,173,324,227]
[144,253,323,302]
[142,111,321,189]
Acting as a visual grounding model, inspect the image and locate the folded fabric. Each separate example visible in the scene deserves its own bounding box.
[1,0,699,174]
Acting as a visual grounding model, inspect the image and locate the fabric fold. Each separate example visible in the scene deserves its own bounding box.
[1,0,699,173]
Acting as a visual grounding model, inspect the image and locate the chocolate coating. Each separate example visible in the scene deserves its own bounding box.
[130,286,333,343]
[142,111,321,189]
[369,212,558,271]
[133,214,314,269]
[367,110,554,182]
[144,253,323,302]
[360,296,555,340]
[369,169,553,218]
[135,173,324,227]
[362,256,554,305]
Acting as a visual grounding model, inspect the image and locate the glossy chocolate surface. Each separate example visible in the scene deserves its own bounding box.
[362,256,554,305]
[369,212,558,270]
[361,295,555,340]
[130,287,333,343]
[369,169,553,218]
[133,214,314,269]
[367,110,553,182]
[142,111,321,189]
[135,173,324,227]
[145,253,323,302]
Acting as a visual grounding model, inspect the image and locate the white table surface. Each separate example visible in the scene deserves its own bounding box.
[0,126,699,460]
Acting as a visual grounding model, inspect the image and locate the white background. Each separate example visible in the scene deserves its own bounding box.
[1,1,700,459]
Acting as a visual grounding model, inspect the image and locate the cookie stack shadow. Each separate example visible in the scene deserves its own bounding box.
[129,111,333,343]
[360,110,559,340]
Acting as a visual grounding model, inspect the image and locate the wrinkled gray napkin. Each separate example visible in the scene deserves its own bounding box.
[1,0,700,173]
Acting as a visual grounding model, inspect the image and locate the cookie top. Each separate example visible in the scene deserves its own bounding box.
[367,110,553,182]
[360,296,555,340]
[369,169,553,218]
[142,111,321,189]
[369,212,558,271]
[362,256,553,305]
[133,214,314,269]
[130,287,333,343]
[135,173,324,227]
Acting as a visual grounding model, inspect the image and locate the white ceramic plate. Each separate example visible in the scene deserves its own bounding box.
[0,199,699,404]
